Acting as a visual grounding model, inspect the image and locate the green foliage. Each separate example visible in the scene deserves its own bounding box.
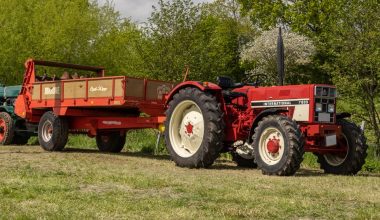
[301,153,319,169]
[363,158,380,173]
[237,0,342,84]
[326,0,380,155]
[126,130,167,155]
[141,0,250,82]
[0,0,143,84]
[0,0,253,84]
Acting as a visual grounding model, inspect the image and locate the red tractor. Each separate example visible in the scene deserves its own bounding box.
[164,78,368,175]
[163,29,367,176]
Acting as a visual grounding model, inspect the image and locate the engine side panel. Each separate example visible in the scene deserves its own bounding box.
[233,84,313,123]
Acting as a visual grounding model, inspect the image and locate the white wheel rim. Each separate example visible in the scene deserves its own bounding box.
[258,127,285,165]
[169,100,204,158]
[41,120,53,142]
[323,134,349,166]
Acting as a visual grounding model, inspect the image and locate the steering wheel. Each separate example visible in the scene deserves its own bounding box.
[245,73,269,87]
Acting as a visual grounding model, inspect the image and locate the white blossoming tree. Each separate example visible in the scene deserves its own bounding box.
[241,28,315,85]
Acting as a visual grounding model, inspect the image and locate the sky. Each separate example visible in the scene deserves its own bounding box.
[97,0,214,23]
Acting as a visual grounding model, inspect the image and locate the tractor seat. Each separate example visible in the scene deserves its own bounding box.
[216,76,244,90]
[216,76,247,102]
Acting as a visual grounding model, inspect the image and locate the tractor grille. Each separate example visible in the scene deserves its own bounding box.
[314,86,336,123]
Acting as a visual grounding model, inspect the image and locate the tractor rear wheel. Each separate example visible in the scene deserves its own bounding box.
[0,112,15,145]
[96,131,126,153]
[165,87,225,168]
[317,119,367,175]
[253,115,304,176]
[38,111,68,151]
[232,153,258,168]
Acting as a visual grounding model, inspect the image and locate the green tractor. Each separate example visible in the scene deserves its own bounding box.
[0,84,36,145]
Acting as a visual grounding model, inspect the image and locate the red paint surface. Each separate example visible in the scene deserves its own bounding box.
[0,118,6,141]
[267,137,281,154]
[185,122,194,135]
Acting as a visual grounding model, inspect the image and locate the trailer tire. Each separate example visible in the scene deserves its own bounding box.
[0,112,15,145]
[232,153,258,168]
[38,111,68,151]
[317,119,368,175]
[165,87,225,168]
[96,132,126,153]
[253,115,304,176]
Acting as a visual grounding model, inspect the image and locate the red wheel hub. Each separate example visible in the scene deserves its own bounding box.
[185,122,194,135]
[0,119,6,141]
[267,136,281,154]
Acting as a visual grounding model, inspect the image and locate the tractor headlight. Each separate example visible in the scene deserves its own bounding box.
[315,103,322,112]
[328,104,335,113]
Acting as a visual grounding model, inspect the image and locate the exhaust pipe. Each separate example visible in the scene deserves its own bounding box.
[277,27,285,86]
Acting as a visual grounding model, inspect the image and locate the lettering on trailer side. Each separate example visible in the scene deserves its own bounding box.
[44,87,60,95]
[90,86,108,92]
[102,121,122,126]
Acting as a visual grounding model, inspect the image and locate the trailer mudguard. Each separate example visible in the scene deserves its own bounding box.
[165,81,222,106]
[14,96,27,119]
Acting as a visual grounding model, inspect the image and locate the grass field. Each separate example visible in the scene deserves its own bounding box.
[0,141,379,219]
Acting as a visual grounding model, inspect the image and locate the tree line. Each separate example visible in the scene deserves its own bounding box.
[0,0,378,155]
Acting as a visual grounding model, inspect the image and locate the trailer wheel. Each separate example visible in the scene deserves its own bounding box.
[232,153,258,168]
[317,119,368,175]
[38,111,68,151]
[253,115,304,176]
[165,87,225,168]
[0,112,15,145]
[96,132,126,153]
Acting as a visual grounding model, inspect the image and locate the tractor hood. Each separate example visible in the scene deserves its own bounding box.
[0,85,21,99]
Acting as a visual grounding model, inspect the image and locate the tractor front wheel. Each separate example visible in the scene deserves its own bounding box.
[96,131,126,153]
[0,112,15,145]
[38,111,68,151]
[317,119,368,175]
[165,87,225,168]
[253,115,304,176]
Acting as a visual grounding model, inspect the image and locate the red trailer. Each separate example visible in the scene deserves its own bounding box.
[15,59,174,152]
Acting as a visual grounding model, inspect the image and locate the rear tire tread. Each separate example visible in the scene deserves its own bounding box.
[38,111,68,151]
[317,119,368,175]
[165,87,225,168]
